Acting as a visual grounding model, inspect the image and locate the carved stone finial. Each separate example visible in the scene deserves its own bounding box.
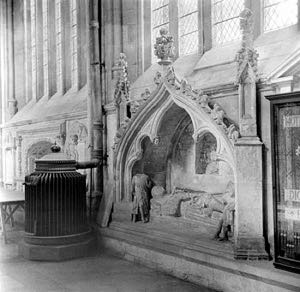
[51,143,61,153]
[236,8,258,137]
[113,53,130,101]
[235,8,259,85]
[239,8,254,35]
[154,28,175,65]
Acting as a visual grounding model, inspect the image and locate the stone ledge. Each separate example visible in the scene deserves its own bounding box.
[97,224,300,292]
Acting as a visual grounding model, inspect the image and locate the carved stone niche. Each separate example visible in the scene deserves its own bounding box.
[65,121,88,162]
[26,141,53,174]
[195,133,218,175]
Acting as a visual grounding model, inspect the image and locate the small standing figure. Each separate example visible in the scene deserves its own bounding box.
[131,173,153,223]
[214,181,235,241]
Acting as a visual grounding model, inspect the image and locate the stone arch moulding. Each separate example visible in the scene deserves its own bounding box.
[24,139,54,174]
[113,67,239,203]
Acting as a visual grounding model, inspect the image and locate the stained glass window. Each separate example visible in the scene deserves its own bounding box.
[179,0,199,56]
[151,0,169,61]
[211,0,244,47]
[263,0,298,32]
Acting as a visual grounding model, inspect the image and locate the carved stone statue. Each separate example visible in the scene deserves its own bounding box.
[66,134,79,160]
[211,103,225,125]
[131,174,153,223]
[213,181,235,241]
[205,146,219,175]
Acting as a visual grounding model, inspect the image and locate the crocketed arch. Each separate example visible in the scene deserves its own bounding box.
[113,79,237,202]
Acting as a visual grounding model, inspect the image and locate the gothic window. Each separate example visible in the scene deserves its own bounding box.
[263,0,298,32]
[211,0,244,47]
[151,0,170,61]
[178,0,199,56]
[151,0,200,61]
[151,0,245,60]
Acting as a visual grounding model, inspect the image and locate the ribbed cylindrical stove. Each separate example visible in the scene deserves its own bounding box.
[20,145,94,261]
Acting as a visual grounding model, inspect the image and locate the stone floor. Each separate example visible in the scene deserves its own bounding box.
[0,227,216,292]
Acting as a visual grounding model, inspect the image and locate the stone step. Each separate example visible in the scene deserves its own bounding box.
[150,214,218,231]
[105,221,235,260]
[98,224,300,292]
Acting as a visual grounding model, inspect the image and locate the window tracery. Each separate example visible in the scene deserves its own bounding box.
[263,0,298,32]
[178,0,199,56]
[151,0,170,62]
[211,0,244,46]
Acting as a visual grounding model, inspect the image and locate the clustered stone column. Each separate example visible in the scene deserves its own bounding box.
[234,9,268,259]
[17,136,22,178]
[88,0,103,220]
[0,0,18,121]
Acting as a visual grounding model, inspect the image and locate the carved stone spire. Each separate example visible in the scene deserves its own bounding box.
[233,9,267,261]
[113,52,130,103]
[235,8,259,137]
[154,27,175,67]
[112,53,131,130]
[236,8,259,85]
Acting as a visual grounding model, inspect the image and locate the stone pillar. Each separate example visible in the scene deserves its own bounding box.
[7,0,18,117]
[89,0,103,221]
[0,129,2,186]
[17,136,22,178]
[234,9,268,259]
[0,0,7,124]
[113,0,122,64]
[16,135,23,190]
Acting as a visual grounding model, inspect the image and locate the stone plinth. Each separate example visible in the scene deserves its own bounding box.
[97,221,300,292]
[19,230,95,261]
[234,137,268,259]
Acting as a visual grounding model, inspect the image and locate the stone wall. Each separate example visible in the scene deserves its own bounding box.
[1,117,88,190]
[170,122,233,194]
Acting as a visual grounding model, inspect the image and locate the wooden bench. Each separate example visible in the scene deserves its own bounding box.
[0,188,25,243]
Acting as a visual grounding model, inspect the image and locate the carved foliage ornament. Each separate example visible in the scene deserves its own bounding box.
[235,8,259,84]
[164,67,240,143]
[112,67,240,153]
[154,71,162,86]
[112,87,152,151]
